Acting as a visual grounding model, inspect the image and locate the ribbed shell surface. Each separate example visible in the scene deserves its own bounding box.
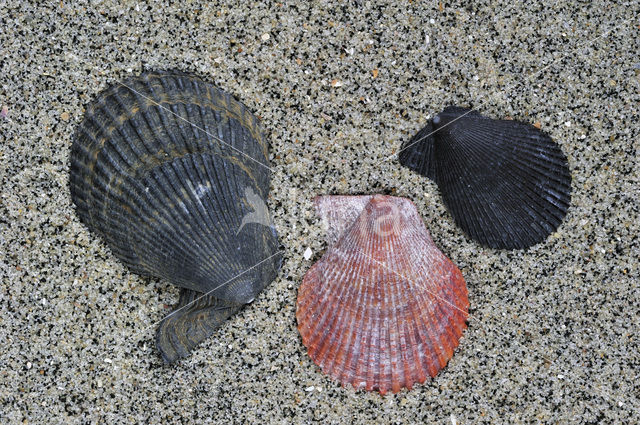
[69,70,282,362]
[399,106,572,249]
[297,195,469,395]
[398,121,436,181]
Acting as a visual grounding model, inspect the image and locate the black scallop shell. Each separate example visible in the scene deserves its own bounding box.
[399,106,572,249]
[70,70,282,362]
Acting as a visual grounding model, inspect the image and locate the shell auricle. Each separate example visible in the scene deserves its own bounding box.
[297,195,469,395]
[69,70,282,362]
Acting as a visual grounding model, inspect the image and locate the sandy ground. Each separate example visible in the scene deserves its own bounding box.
[1,0,639,423]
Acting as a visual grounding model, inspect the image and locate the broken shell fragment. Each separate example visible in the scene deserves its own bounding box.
[297,195,469,395]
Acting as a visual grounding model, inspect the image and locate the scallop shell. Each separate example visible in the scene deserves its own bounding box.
[297,195,469,395]
[399,106,572,249]
[69,70,282,362]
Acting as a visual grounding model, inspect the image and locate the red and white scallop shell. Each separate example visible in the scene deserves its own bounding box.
[297,195,469,395]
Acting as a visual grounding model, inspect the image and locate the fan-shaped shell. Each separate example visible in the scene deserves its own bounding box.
[399,106,572,249]
[69,70,282,362]
[297,195,469,395]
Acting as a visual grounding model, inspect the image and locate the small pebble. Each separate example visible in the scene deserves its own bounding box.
[304,247,313,260]
[261,33,270,41]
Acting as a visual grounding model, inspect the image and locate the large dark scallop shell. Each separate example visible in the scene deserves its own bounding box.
[297,195,469,395]
[399,106,572,249]
[69,70,282,362]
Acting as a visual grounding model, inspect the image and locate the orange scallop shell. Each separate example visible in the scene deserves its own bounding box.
[297,195,469,395]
